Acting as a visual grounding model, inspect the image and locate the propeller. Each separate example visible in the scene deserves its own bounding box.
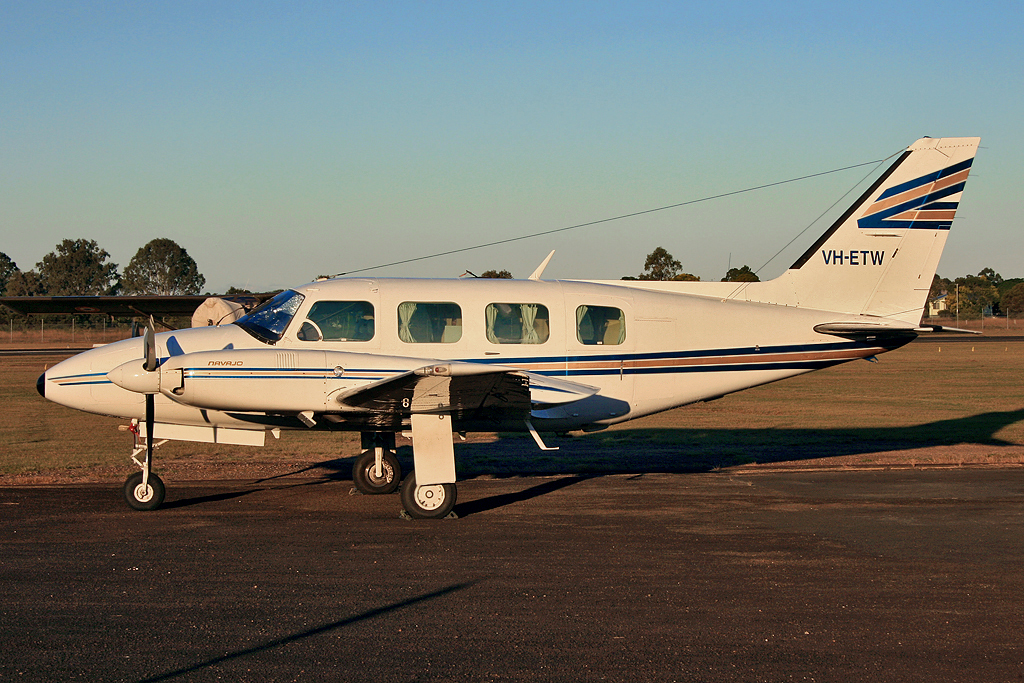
[143,316,156,472]
[144,315,158,372]
[106,316,167,509]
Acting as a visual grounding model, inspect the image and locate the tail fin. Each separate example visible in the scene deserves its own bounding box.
[773,136,979,323]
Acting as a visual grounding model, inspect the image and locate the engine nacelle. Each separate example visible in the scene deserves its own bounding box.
[111,348,419,413]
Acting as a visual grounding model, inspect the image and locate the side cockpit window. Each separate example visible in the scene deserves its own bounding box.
[576,305,625,345]
[485,303,549,344]
[398,302,462,343]
[234,290,305,344]
[297,301,375,342]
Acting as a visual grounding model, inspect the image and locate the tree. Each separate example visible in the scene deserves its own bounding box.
[122,238,205,295]
[978,267,1003,287]
[722,265,760,282]
[1001,283,1024,319]
[997,278,1024,299]
[639,247,682,281]
[929,274,950,301]
[5,270,44,296]
[0,252,17,295]
[945,274,998,319]
[480,269,513,279]
[37,239,119,295]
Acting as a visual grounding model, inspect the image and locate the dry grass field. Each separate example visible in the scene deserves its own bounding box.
[3,338,1023,484]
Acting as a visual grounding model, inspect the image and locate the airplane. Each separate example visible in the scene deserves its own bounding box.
[37,136,980,519]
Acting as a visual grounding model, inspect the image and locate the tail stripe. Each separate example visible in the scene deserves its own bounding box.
[858,158,974,231]
[858,181,967,230]
[875,157,973,201]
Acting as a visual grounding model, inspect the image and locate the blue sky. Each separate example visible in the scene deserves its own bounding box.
[2,1,1021,292]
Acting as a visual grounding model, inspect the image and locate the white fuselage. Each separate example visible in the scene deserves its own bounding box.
[42,277,902,441]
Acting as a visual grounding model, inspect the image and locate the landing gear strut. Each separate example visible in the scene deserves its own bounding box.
[123,418,167,511]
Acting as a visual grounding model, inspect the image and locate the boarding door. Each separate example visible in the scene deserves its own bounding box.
[564,294,635,422]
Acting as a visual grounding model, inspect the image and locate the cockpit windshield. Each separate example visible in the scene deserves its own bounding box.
[234,290,305,344]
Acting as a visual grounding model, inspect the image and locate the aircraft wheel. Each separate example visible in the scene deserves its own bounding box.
[400,474,457,520]
[123,472,165,511]
[352,449,402,495]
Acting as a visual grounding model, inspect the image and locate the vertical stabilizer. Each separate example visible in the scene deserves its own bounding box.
[778,136,979,323]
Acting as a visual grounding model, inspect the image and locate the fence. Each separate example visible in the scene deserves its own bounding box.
[3,318,138,346]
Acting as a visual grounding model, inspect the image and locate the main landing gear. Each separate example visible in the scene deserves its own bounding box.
[352,432,402,495]
[352,449,402,494]
[356,429,459,519]
[400,473,457,520]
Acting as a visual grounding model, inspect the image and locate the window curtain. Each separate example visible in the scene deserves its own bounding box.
[485,304,499,343]
[520,304,539,344]
[398,302,417,343]
[576,305,590,343]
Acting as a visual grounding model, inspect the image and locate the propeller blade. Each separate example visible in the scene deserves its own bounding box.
[143,316,158,372]
[145,393,155,459]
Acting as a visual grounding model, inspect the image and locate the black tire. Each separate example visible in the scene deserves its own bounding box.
[123,472,165,511]
[400,473,457,519]
[352,449,402,495]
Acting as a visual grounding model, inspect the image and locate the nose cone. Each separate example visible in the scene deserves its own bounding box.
[37,371,46,398]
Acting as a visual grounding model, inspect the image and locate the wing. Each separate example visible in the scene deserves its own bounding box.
[335,361,599,419]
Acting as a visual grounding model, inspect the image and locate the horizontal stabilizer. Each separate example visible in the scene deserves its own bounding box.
[914,324,983,335]
[813,321,919,338]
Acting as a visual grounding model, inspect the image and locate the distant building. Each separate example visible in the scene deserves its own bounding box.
[928,294,948,316]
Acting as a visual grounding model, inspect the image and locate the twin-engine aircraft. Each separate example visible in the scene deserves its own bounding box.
[38,136,980,518]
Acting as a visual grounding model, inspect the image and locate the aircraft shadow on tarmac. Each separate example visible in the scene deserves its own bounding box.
[162,477,336,510]
[318,407,1024,480]
[163,408,1024,513]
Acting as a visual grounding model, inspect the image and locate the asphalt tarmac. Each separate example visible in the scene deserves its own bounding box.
[2,468,1023,682]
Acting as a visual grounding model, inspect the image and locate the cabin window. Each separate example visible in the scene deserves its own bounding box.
[297,301,374,342]
[485,303,550,344]
[576,305,626,345]
[234,289,305,344]
[398,302,462,343]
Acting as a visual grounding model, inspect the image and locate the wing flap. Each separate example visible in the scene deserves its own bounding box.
[523,372,599,407]
[336,362,532,418]
[334,361,600,418]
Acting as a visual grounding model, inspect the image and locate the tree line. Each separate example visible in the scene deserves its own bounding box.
[0,238,205,298]
[5,240,1021,321]
[621,246,760,282]
[620,247,1024,319]
[482,248,761,283]
[929,269,1024,320]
